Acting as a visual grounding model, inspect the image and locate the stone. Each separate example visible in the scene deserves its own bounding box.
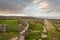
[0,24,7,32]
[39,39,42,40]
[42,29,47,33]
[41,34,47,39]
[33,39,35,40]
[41,33,44,35]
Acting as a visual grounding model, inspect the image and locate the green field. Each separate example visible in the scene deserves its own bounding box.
[0,18,60,40]
[0,32,19,40]
[25,20,44,40]
[47,29,60,40]
[0,19,19,32]
[0,19,19,40]
[47,20,60,40]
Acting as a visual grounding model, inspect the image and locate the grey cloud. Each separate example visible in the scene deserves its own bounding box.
[0,0,33,13]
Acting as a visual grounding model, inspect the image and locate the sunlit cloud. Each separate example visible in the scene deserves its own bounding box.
[37,0,60,13]
[33,0,41,3]
[38,2,49,9]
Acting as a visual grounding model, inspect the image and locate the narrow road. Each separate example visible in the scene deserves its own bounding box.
[44,19,59,40]
[44,19,55,31]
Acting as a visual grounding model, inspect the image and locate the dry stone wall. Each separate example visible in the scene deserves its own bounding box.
[18,17,29,40]
[0,24,7,32]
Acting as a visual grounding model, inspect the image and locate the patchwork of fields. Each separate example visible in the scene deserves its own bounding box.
[0,17,60,40]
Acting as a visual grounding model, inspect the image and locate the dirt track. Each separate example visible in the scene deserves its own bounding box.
[44,19,59,40]
[44,19,55,31]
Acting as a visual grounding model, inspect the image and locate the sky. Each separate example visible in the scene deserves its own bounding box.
[0,0,60,17]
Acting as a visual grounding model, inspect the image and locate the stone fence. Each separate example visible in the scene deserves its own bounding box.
[18,17,29,40]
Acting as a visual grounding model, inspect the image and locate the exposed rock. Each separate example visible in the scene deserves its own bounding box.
[42,29,47,33]
[41,33,44,35]
[0,24,7,32]
[18,17,29,40]
[39,39,42,40]
[42,26,47,33]
[41,34,47,39]
[33,39,36,40]
[42,27,46,29]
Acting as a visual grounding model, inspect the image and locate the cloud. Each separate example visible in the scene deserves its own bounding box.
[33,0,41,3]
[0,0,34,13]
[38,2,49,9]
[37,0,60,13]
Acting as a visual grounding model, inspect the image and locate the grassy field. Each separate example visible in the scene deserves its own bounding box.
[0,18,60,40]
[46,20,60,40]
[25,19,44,40]
[0,19,19,40]
[25,19,60,40]
[47,29,60,40]
[0,19,19,32]
[0,32,19,40]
